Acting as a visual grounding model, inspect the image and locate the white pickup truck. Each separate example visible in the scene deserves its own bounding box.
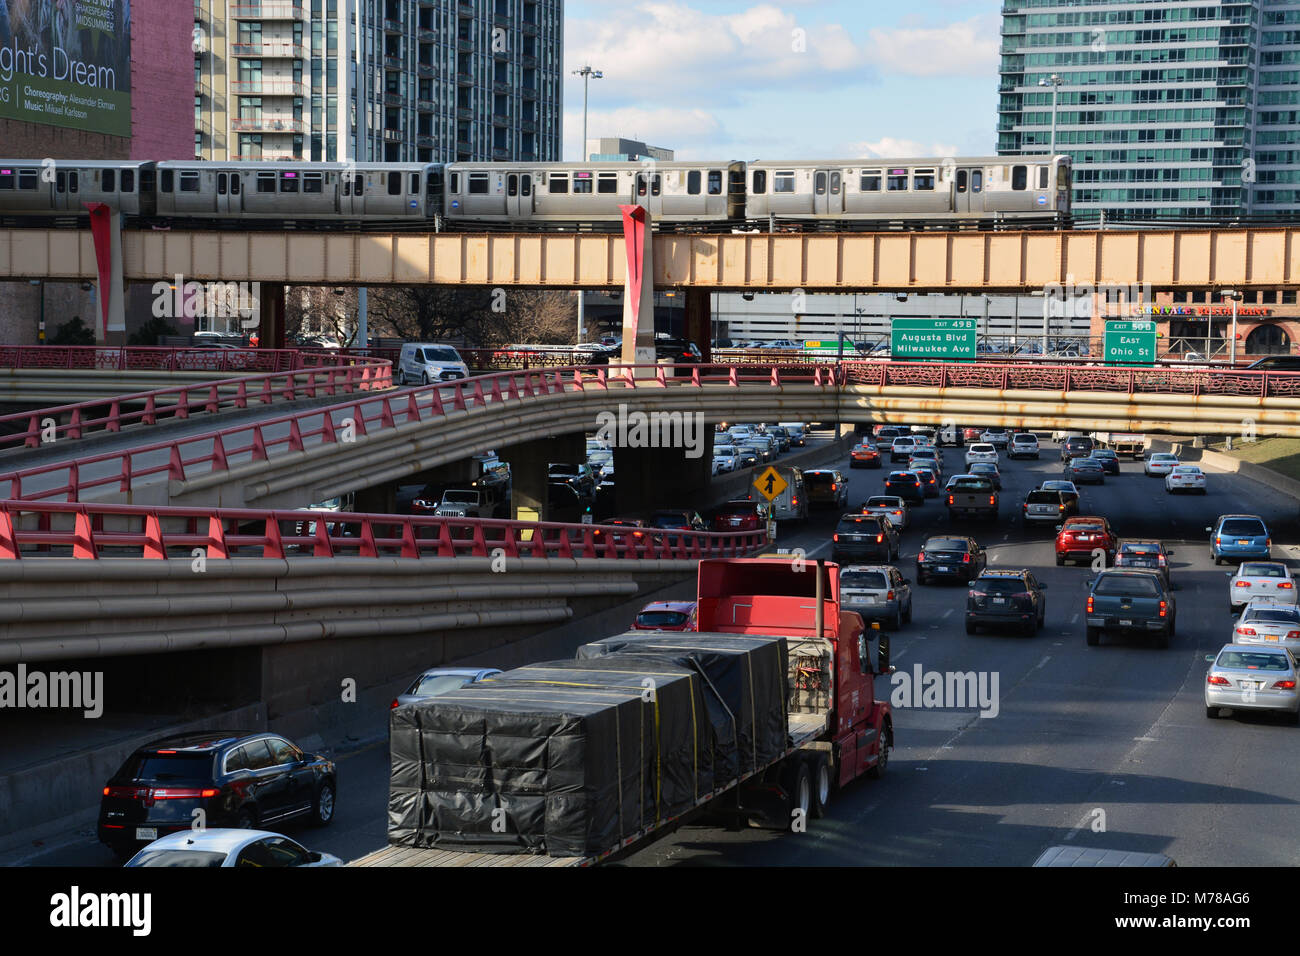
[1093,433,1147,458]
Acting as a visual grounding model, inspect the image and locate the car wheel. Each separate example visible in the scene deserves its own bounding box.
[1206,705,1220,719]
[421,372,430,386]
[1214,555,1223,566]
[810,754,832,819]
[310,779,336,826]
[1055,554,1065,566]
[1086,626,1100,646]
[396,369,407,386]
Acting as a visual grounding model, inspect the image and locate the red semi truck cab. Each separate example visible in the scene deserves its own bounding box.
[697,557,894,790]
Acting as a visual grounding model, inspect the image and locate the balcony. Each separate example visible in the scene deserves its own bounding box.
[416,98,436,112]
[522,55,537,69]
[520,118,536,132]
[457,139,473,153]
[417,62,436,77]
[520,86,537,99]
[521,22,537,36]
[231,116,305,133]
[384,55,402,71]
[231,79,307,97]
[457,2,474,16]
[418,28,436,42]
[456,71,474,86]
[457,38,474,52]
[383,18,402,34]
[492,113,509,126]
[230,3,306,20]
[417,134,435,148]
[382,91,403,107]
[382,128,403,143]
[457,106,473,120]
[231,41,307,58]
[492,81,511,95]
[492,147,510,160]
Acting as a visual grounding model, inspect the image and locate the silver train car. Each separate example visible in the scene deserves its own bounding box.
[0,160,156,215]
[441,161,746,224]
[745,156,1071,222]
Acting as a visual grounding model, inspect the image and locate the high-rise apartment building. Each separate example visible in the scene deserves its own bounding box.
[194,0,562,164]
[586,137,674,162]
[997,0,1300,221]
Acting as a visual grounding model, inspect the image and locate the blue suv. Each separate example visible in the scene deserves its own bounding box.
[1208,514,1272,565]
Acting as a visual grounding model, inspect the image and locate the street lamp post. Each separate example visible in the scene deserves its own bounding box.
[1223,289,1243,365]
[571,65,603,345]
[1039,73,1063,154]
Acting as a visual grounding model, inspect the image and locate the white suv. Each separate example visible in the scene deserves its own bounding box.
[965,443,999,466]
[397,343,470,385]
[1008,433,1040,459]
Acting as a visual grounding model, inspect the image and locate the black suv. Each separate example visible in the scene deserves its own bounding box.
[98,732,337,859]
[966,569,1047,636]
[1061,435,1095,462]
[832,513,899,564]
[917,535,987,585]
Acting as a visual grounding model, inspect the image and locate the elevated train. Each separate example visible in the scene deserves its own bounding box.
[0,155,1071,229]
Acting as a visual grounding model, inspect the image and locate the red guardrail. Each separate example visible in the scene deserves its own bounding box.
[0,362,839,502]
[0,346,304,373]
[0,499,769,561]
[0,356,393,450]
[841,360,1300,397]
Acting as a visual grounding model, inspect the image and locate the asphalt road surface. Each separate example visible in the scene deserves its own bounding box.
[18,436,1300,867]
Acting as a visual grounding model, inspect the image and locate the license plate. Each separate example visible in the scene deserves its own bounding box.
[136,827,157,841]
[1266,635,1279,642]
[993,597,1006,604]
[937,566,951,572]
[1238,540,1249,545]
[1119,619,1133,626]
[1242,681,1264,690]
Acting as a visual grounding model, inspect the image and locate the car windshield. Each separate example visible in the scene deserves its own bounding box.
[443,491,478,503]
[1240,563,1285,577]
[970,444,994,452]
[841,570,888,589]
[120,752,213,785]
[973,579,1024,595]
[837,517,880,531]
[1221,519,1267,536]
[128,850,228,867]
[1246,607,1300,624]
[1073,459,1101,467]
[637,611,689,628]
[423,347,461,362]
[1013,435,1035,442]
[892,438,915,446]
[1151,454,1177,462]
[1120,542,1159,553]
[1093,575,1161,596]
[1066,521,1105,532]
[925,538,970,552]
[887,473,918,483]
[1217,651,1291,671]
[971,464,995,472]
[1094,450,1116,458]
[952,478,992,491]
[411,674,471,697]
[866,497,903,508]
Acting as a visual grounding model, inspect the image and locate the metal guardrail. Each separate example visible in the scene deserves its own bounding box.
[0,363,838,502]
[0,355,392,450]
[0,500,769,562]
[0,346,303,372]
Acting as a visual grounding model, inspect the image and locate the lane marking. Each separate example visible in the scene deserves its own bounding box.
[942,609,953,619]
[1070,613,1079,624]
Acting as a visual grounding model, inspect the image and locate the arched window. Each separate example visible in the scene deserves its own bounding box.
[1245,323,1291,356]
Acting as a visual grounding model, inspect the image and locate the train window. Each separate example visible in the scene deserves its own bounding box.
[69,171,79,193]
[467,173,489,195]
[773,172,795,193]
[636,175,646,197]
[230,174,240,195]
[102,169,115,192]
[1057,165,1069,189]
[217,173,227,196]
[913,170,935,191]
[56,171,66,193]
[972,171,983,193]
[814,172,826,196]
[410,173,420,194]
[507,174,518,197]
[121,169,134,193]
[549,175,568,194]
[708,170,722,195]
[687,170,701,195]
[304,173,323,194]
[279,172,299,193]
[829,171,841,195]
[426,173,441,196]
[1011,165,1027,190]
[521,174,532,196]
[257,172,276,193]
[886,169,908,191]
[449,172,460,194]
[160,169,174,193]
[596,174,616,194]
[179,171,198,192]
[0,172,12,190]
[573,174,593,194]
[19,169,38,190]
[860,171,881,192]
[386,173,401,196]
[752,170,766,194]
[956,170,967,194]
[651,175,661,196]
[341,178,350,197]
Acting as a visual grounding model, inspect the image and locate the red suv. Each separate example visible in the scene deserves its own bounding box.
[712,499,770,532]
[1055,516,1117,567]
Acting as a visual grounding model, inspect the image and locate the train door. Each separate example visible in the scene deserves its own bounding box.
[634,171,663,217]
[813,168,843,217]
[954,167,985,214]
[505,172,532,217]
[341,169,365,217]
[53,168,80,212]
[215,171,242,214]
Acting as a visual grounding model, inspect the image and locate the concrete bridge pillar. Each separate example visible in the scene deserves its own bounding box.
[501,433,586,522]
[685,288,711,364]
[258,282,287,349]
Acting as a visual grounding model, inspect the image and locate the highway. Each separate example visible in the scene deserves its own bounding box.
[14,434,1300,868]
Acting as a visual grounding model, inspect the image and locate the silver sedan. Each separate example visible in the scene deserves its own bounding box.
[1204,644,1300,722]
[1233,602,1300,653]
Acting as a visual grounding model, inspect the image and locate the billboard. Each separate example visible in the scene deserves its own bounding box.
[0,1,131,137]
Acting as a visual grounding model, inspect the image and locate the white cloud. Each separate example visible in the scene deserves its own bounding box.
[865,16,1000,77]
[845,137,964,159]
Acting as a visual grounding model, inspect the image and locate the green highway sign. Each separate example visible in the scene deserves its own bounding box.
[890,318,977,360]
[1103,320,1157,365]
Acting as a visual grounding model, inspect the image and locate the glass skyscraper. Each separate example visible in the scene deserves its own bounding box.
[998,0,1300,221]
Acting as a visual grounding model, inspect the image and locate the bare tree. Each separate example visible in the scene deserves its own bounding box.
[285,286,359,345]
[473,290,578,346]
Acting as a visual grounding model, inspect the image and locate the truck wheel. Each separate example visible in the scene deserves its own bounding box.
[1086,626,1100,646]
[810,755,832,819]
[787,761,812,826]
[868,723,891,779]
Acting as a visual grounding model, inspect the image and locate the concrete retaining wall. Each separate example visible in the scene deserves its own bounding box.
[1147,438,1300,504]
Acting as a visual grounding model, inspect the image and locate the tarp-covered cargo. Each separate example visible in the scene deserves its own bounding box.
[388,633,789,858]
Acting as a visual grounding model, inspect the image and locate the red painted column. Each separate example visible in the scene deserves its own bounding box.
[83,201,126,343]
[619,204,656,369]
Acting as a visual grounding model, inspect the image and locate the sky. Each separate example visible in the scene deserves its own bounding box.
[561,0,1003,162]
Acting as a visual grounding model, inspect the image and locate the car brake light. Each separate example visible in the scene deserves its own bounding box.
[1237,627,1257,636]
[391,698,400,709]
[833,534,839,542]
[1236,581,1252,588]
[886,590,895,600]
[947,495,954,505]
[831,483,837,491]
[1216,536,1222,546]
[989,495,996,505]
[876,534,883,543]
[918,551,926,561]
[892,510,901,516]
[1207,675,1231,686]
[1086,595,1094,613]
[1158,555,1166,566]
[1273,680,1297,690]
[1159,600,1167,618]
[1280,582,1294,589]
[1267,539,1272,547]
[1288,631,1300,640]
[962,553,971,563]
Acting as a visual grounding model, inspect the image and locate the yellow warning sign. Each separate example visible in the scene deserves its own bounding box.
[754,466,787,502]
